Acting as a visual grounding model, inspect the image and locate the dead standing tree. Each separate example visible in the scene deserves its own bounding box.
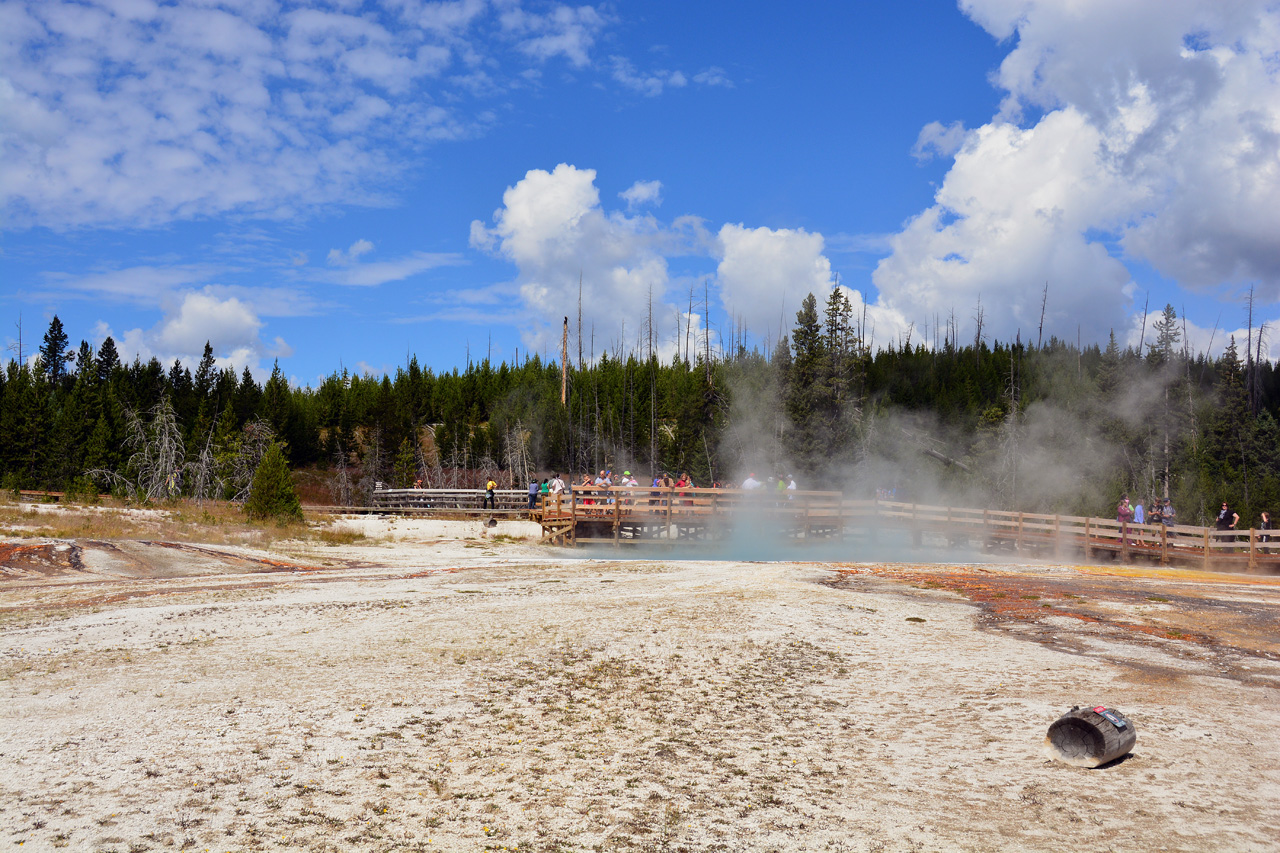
[186,418,223,505]
[356,426,386,504]
[223,418,276,503]
[88,397,186,502]
[418,425,444,488]
[331,444,354,507]
[504,420,533,488]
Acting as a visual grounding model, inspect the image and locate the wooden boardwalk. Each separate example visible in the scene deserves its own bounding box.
[533,486,1280,573]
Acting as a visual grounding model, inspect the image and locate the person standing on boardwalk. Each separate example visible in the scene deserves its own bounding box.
[1259,510,1273,551]
[484,477,498,510]
[1215,501,1239,545]
[1133,499,1145,525]
[527,477,539,510]
[1117,494,1134,545]
[1116,495,1133,524]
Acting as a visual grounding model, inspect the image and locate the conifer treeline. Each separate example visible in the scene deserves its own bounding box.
[4,296,1279,525]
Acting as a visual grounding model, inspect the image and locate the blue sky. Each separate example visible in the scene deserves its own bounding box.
[3,0,1279,384]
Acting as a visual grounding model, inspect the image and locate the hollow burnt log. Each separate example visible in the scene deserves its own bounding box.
[1045,705,1137,768]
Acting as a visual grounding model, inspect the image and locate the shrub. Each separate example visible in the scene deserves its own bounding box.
[64,476,102,504]
[244,443,303,523]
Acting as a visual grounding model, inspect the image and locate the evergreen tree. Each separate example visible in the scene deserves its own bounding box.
[785,293,843,483]
[1097,330,1123,395]
[96,336,121,384]
[244,442,302,522]
[393,437,417,487]
[193,342,217,399]
[1148,304,1182,366]
[234,366,262,424]
[74,341,94,379]
[39,315,72,385]
[261,360,292,441]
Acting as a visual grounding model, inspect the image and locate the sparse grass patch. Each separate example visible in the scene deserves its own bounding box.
[314,527,367,546]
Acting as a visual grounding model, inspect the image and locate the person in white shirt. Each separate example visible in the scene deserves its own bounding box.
[549,474,565,495]
[786,474,797,498]
[741,473,762,490]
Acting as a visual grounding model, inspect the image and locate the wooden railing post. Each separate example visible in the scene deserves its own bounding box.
[1084,518,1091,560]
[1160,524,1168,565]
[570,490,578,547]
[1203,528,1211,570]
[1249,528,1257,572]
[613,491,621,546]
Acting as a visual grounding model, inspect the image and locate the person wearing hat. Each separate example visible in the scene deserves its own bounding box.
[741,473,762,490]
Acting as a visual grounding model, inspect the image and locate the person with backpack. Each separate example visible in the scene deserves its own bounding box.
[484,477,498,510]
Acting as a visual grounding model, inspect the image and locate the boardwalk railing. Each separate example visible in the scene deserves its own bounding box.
[371,488,531,513]
[532,489,1280,572]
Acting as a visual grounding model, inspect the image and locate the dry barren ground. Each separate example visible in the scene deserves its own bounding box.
[2,514,1279,852]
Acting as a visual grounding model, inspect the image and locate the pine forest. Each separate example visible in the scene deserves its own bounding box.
[3,294,1279,528]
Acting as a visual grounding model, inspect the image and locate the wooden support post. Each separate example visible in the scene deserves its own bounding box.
[570,491,578,547]
[613,492,621,546]
[1017,512,1024,550]
[1121,523,1129,563]
[1249,528,1257,572]
[1084,518,1091,561]
[666,488,673,538]
[1053,515,1061,556]
[1160,524,1168,566]
[1202,528,1211,571]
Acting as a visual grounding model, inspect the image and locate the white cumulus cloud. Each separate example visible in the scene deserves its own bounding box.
[716,224,835,345]
[470,163,673,355]
[873,0,1280,346]
[98,289,279,377]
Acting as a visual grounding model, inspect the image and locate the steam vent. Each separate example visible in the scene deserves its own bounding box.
[1045,706,1137,768]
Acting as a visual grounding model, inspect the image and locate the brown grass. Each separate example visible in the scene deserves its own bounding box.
[0,498,346,549]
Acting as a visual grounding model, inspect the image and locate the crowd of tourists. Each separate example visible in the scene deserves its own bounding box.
[523,470,798,509]
[1117,493,1274,542]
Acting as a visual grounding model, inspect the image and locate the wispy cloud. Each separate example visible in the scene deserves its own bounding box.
[0,1,665,231]
[825,233,894,255]
[312,252,465,286]
[692,66,733,88]
[46,265,226,303]
[610,56,686,97]
[620,180,663,208]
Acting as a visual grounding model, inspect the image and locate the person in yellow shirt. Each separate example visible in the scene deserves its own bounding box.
[484,478,497,509]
